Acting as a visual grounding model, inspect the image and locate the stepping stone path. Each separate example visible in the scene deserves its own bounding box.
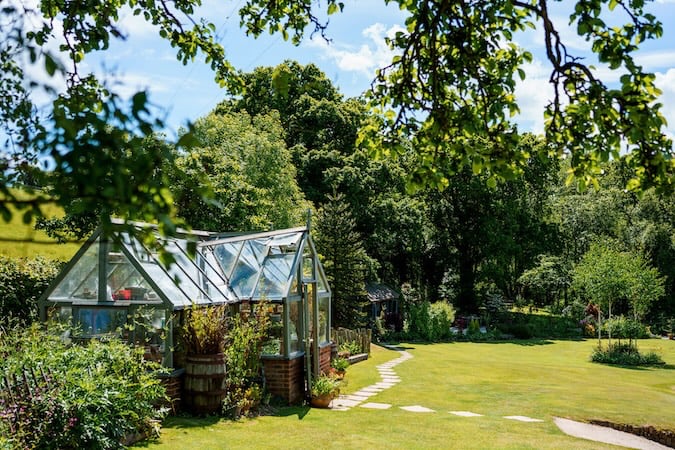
[330,345,546,424]
[326,346,667,449]
[330,345,412,410]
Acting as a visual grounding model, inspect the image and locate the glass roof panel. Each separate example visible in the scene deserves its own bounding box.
[123,234,226,306]
[230,256,259,298]
[141,263,191,306]
[254,254,295,298]
[265,232,302,247]
[197,250,235,302]
[249,239,268,264]
[214,242,242,278]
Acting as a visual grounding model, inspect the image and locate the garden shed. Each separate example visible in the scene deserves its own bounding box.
[39,219,332,404]
[366,282,400,320]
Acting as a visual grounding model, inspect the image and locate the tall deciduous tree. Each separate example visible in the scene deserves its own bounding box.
[1,0,672,240]
[573,244,665,333]
[427,135,558,312]
[171,111,309,231]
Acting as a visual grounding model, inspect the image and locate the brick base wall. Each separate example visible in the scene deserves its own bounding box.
[262,356,305,404]
[262,344,335,405]
[319,344,331,374]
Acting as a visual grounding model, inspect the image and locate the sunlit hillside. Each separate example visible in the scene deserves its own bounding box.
[0,189,81,261]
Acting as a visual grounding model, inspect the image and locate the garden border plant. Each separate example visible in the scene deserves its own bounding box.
[0,322,167,449]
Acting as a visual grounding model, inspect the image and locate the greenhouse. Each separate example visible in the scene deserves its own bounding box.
[39,219,332,404]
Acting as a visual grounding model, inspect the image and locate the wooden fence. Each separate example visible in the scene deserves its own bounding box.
[331,327,371,355]
[0,367,53,433]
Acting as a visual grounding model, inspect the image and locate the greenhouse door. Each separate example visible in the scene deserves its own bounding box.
[302,281,320,395]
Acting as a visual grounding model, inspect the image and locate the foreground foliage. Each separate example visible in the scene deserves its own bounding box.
[0,324,166,449]
[1,0,671,247]
[0,256,62,322]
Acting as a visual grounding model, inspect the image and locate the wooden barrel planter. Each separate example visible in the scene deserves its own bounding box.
[183,353,227,415]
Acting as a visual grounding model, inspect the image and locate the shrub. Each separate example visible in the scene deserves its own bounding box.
[0,256,62,322]
[499,323,534,339]
[0,323,166,449]
[562,301,588,322]
[467,318,481,335]
[591,343,665,366]
[338,340,362,356]
[404,300,456,342]
[602,316,648,340]
[181,305,228,355]
[330,357,350,372]
[223,301,271,416]
[430,301,455,340]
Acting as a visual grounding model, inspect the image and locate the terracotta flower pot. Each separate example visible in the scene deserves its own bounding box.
[310,394,334,408]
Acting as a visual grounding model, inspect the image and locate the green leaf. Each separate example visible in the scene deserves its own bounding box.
[44,53,57,76]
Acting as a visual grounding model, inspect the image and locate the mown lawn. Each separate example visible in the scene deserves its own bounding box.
[0,189,80,260]
[137,339,675,449]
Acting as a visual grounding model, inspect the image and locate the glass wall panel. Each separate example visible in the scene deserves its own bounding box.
[129,307,167,363]
[262,303,283,356]
[106,253,153,301]
[288,301,301,353]
[318,296,329,344]
[76,307,127,336]
[47,306,72,325]
[306,283,315,339]
[302,256,313,281]
[317,273,328,293]
[51,241,99,299]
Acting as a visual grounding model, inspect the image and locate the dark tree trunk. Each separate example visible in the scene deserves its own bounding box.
[457,245,478,313]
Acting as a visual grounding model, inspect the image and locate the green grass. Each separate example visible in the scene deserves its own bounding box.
[0,189,80,260]
[136,339,675,449]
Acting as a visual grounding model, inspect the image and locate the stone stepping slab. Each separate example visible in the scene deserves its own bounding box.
[351,390,378,398]
[373,382,398,388]
[332,397,361,408]
[400,405,435,413]
[359,386,385,393]
[504,415,544,423]
[450,411,483,417]
[360,402,392,410]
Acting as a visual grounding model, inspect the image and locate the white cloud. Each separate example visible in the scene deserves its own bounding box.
[114,8,159,39]
[307,22,404,78]
[514,60,552,134]
[655,68,675,136]
[636,51,675,71]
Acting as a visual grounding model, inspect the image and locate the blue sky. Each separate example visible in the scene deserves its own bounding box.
[76,0,675,141]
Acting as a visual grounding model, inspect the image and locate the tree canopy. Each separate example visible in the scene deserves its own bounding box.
[1,0,674,239]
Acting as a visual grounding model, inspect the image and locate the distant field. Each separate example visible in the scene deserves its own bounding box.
[0,189,81,261]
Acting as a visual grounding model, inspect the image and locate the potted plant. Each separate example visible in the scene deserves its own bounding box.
[181,305,229,414]
[310,373,341,408]
[330,357,349,379]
